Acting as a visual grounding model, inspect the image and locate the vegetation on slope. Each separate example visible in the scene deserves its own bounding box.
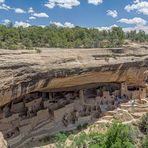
[36,112,148,148]
[0,24,148,50]
[139,113,148,148]
[139,112,148,135]
[36,121,138,148]
[142,136,148,148]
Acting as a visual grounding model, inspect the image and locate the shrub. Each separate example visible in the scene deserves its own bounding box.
[70,121,135,148]
[53,121,136,148]
[88,132,106,148]
[104,121,135,148]
[54,132,69,148]
[18,43,25,49]
[77,123,88,131]
[55,132,69,142]
[71,132,89,147]
[23,39,33,50]
[35,48,41,53]
[41,136,50,143]
[8,44,18,50]
[139,113,148,135]
[142,136,148,148]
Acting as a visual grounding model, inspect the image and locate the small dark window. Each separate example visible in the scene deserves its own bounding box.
[128,86,139,91]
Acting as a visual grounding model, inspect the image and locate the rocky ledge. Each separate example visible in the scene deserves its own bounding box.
[0,44,148,107]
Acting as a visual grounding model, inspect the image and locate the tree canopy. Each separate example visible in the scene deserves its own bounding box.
[0,24,147,50]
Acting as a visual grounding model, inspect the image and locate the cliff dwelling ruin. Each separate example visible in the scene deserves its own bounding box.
[0,81,147,147]
[0,45,148,147]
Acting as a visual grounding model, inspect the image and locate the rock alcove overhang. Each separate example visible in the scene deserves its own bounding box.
[0,59,147,107]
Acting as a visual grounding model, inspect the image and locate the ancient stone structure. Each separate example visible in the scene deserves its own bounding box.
[0,82,147,147]
[0,45,148,147]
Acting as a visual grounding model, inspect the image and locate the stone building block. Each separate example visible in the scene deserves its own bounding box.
[25,98,42,109]
[37,109,50,123]
[78,116,91,125]
[54,103,74,121]
[11,102,24,114]
[19,124,32,135]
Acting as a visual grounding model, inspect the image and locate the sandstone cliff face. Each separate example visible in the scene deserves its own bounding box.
[0,45,148,107]
[0,132,7,148]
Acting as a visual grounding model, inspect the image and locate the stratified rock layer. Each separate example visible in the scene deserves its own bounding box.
[0,132,7,148]
[0,45,148,107]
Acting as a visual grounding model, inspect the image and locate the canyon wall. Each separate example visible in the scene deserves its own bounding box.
[0,45,148,107]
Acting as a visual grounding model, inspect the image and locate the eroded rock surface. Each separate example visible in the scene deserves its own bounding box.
[0,45,148,148]
[0,132,7,148]
[0,45,148,107]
